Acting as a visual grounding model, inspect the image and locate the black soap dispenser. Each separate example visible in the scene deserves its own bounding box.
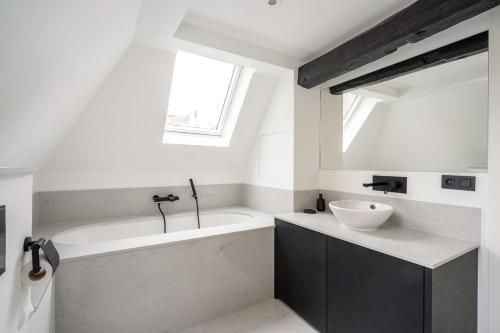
[316,193,326,212]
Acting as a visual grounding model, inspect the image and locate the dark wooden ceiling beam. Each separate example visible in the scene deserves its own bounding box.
[328,31,488,95]
[298,0,500,89]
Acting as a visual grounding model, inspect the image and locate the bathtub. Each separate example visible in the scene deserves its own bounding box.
[53,207,275,333]
[48,207,274,260]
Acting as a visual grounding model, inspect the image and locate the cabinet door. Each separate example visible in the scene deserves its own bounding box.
[327,238,424,333]
[275,220,327,333]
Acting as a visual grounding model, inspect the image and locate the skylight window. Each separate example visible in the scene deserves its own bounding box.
[343,93,381,152]
[165,51,243,140]
[342,92,359,119]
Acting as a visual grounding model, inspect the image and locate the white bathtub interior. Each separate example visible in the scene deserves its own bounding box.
[52,211,252,246]
[44,207,274,261]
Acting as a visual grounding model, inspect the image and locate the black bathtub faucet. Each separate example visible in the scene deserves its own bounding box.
[152,194,179,234]
[152,194,179,203]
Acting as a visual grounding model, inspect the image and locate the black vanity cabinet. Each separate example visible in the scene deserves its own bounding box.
[275,219,327,333]
[274,219,478,333]
[327,237,423,333]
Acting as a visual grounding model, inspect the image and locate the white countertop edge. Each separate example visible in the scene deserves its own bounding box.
[424,244,480,269]
[0,167,36,176]
[275,212,479,269]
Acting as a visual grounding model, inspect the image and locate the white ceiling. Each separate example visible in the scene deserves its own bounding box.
[183,0,416,62]
[133,0,197,52]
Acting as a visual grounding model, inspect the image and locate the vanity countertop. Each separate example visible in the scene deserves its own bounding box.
[275,212,479,269]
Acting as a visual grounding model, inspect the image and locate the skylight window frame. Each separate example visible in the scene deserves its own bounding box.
[342,94,381,152]
[165,61,244,137]
[343,94,362,126]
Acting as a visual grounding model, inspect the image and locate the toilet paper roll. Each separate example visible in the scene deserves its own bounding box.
[19,254,53,328]
[19,283,34,329]
[21,254,53,287]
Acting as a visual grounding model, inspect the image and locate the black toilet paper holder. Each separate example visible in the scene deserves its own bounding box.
[23,237,60,275]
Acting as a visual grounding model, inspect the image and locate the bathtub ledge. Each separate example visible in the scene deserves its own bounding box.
[49,207,275,262]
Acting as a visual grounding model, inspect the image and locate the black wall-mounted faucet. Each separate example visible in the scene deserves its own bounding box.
[363,176,407,194]
[153,194,179,203]
[152,194,179,234]
[363,181,398,194]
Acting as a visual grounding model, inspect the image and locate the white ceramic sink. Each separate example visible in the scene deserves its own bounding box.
[329,200,394,231]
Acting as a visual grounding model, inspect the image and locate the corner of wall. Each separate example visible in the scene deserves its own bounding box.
[293,79,320,192]
[487,6,500,333]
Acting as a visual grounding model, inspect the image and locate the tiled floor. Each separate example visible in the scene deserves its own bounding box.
[179,299,318,333]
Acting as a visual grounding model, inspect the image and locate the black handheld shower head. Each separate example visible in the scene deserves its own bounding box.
[189,178,200,229]
[189,178,197,199]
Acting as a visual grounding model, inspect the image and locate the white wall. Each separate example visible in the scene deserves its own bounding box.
[488,7,500,333]
[0,174,54,333]
[344,80,489,171]
[0,0,142,168]
[294,84,320,191]
[320,170,487,208]
[319,90,343,170]
[37,45,280,191]
[243,72,295,190]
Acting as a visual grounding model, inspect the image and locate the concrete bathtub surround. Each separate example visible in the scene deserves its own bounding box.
[293,189,320,212]
[34,183,297,228]
[241,184,294,214]
[31,183,291,333]
[46,205,276,333]
[55,227,274,333]
[34,184,243,226]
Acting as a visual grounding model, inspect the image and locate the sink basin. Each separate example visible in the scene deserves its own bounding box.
[329,200,393,231]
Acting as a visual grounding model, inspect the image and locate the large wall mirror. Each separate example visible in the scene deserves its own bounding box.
[320,52,489,172]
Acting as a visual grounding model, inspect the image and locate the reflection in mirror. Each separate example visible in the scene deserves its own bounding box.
[320,52,488,172]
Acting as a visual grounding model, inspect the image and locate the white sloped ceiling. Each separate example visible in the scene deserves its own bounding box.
[7,0,467,187]
[0,0,143,167]
[36,43,281,191]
